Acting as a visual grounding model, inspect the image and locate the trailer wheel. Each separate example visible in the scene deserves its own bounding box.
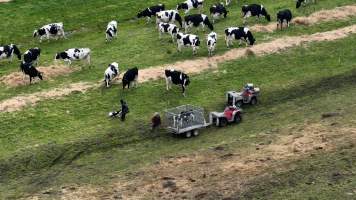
[219,117,228,127]
[192,130,199,136]
[185,131,192,138]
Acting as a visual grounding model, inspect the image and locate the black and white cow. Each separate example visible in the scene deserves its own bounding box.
[158,23,179,42]
[207,32,217,56]
[137,4,165,23]
[122,67,138,89]
[296,0,316,8]
[0,44,21,62]
[23,47,41,66]
[177,0,204,14]
[242,4,271,23]
[184,14,214,33]
[165,69,190,96]
[20,62,43,84]
[156,10,183,28]
[33,23,66,42]
[106,20,118,41]
[210,3,228,23]
[176,32,200,55]
[104,62,119,88]
[277,9,293,30]
[225,27,255,47]
[55,48,91,66]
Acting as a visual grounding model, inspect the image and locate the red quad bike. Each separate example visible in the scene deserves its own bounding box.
[209,106,242,127]
[227,83,260,107]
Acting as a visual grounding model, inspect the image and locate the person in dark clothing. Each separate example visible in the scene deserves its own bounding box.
[120,99,129,121]
[151,112,161,131]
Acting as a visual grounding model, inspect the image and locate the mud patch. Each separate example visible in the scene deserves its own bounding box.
[250,5,356,32]
[0,0,11,2]
[0,82,92,112]
[0,65,77,87]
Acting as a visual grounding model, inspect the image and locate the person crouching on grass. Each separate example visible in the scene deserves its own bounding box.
[108,99,129,121]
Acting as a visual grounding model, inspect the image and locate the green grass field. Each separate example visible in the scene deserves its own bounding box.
[0,0,356,199]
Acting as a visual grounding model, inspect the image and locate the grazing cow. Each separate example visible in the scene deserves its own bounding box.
[207,32,217,56]
[20,62,43,84]
[165,69,190,96]
[177,0,204,14]
[176,32,200,55]
[33,23,66,42]
[55,48,91,66]
[0,44,21,62]
[184,14,214,33]
[210,3,228,23]
[137,4,165,23]
[156,10,183,27]
[158,23,179,42]
[277,9,293,30]
[104,62,119,88]
[122,67,138,89]
[296,0,316,8]
[242,4,271,23]
[23,47,41,66]
[225,27,255,47]
[106,20,118,41]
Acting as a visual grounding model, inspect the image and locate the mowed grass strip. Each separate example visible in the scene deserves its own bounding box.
[0,0,356,99]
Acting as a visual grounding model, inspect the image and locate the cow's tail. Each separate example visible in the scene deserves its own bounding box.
[12,44,21,60]
[204,17,214,31]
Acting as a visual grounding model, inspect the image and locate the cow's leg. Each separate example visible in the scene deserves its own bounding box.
[146,17,151,24]
[159,31,162,39]
[182,85,186,97]
[86,54,91,65]
[134,75,138,88]
[29,76,32,84]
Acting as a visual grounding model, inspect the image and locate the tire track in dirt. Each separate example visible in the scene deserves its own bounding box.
[2,25,356,113]
[251,5,356,32]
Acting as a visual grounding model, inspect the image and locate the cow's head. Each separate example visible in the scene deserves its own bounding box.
[38,72,43,80]
[184,76,190,86]
[33,30,38,38]
[11,44,21,60]
[137,10,144,18]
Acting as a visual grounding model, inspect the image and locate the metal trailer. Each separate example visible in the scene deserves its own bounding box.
[164,105,209,138]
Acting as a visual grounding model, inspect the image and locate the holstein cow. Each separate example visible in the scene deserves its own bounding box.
[33,23,66,42]
[23,47,41,66]
[165,69,190,96]
[122,67,138,89]
[20,62,43,84]
[0,44,21,62]
[207,32,217,56]
[210,3,228,23]
[177,0,204,14]
[176,32,200,55]
[137,4,165,23]
[158,22,179,42]
[225,27,255,47]
[106,20,118,41]
[156,10,183,28]
[104,62,119,88]
[277,9,293,30]
[184,14,214,33]
[55,48,91,66]
[242,4,271,23]
[296,0,316,8]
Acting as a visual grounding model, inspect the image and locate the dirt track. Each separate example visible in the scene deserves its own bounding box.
[1,25,356,113]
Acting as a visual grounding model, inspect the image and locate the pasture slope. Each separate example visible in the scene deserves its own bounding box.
[0,0,355,199]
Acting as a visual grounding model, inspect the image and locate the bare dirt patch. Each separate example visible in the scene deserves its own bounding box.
[0,65,77,87]
[29,123,356,199]
[251,5,356,32]
[0,82,92,112]
[0,0,11,3]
